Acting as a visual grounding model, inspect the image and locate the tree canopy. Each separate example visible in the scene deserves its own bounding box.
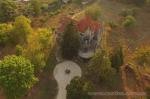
[22,28,54,71]
[0,55,37,99]
[0,0,18,22]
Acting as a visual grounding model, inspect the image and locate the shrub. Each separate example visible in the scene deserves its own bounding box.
[122,15,136,28]
[67,77,93,99]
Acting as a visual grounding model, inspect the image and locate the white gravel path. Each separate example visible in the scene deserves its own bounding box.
[53,61,82,99]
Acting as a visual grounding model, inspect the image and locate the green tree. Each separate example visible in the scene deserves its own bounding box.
[30,0,41,16]
[11,15,32,44]
[0,55,37,99]
[0,0,18,22]
[85,4,101,20]
[0,24,13,46]
[67,77,93,99]
[87,49,116,84]
[60,21,80,59]
[111,46,124,72]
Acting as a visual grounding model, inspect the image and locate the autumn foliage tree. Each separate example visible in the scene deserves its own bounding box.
[23,28,54,71]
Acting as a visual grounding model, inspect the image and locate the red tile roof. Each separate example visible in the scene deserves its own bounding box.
[77,16,101,33]
[56,16,101,34]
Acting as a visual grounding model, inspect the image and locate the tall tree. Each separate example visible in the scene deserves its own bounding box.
[60,21,80,59]
[0,55,37,99]
[0,0,18,22]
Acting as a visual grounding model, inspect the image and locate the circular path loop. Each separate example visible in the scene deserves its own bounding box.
[53,61,82,99]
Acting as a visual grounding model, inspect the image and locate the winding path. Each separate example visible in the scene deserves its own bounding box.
[53,61,82,99]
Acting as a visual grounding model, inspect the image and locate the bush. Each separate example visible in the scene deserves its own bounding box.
[67,77,93,99]
[122,15,136,28]
[0,55,37,99]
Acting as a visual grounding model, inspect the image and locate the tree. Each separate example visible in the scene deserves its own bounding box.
[0,55,37,99]
[85,4,101,20]
[87,49,116,84]
[23,28,54,71]
[0,24,13,46]
[111,46,124,72]
[11,15,32,44]
[30,0,41,16]
[0,0,18,22]
[66,77,93,99]
[122,15,136,28]
[60,21,80,59]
